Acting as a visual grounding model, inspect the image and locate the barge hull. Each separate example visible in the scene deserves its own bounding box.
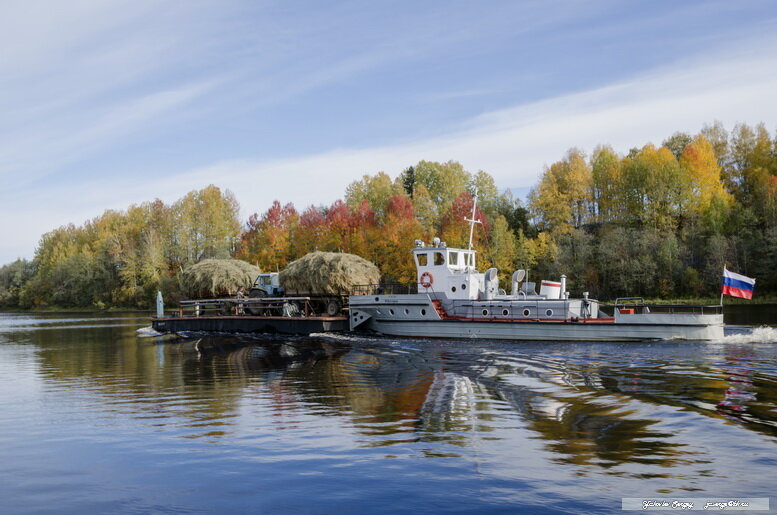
[152,315,346,335]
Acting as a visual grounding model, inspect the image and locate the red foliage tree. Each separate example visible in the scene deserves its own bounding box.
[440,192,490,248]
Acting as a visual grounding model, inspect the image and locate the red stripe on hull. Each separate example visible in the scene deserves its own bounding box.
[721,285,753,299]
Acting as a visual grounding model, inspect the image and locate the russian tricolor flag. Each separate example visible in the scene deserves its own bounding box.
[722,268,756,299]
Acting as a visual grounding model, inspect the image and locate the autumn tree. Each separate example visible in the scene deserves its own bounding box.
[440,192,490,249]
[662,131,693,160]
[239,201,299,270]
[344,172,403,219]
[528,148,592,233]
[374,195,424,282]
[413,160,470,213]
[590,145,623,225]
[620,144,689,229]
[481,215,517,283]
[679,135,731,231]
[0,259,34,307]
[172,185,241,264]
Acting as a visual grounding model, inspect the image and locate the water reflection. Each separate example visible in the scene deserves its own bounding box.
[3,313,777,511]
[27,325,777,461]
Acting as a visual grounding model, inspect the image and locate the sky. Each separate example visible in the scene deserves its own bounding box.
[1,0,777,263]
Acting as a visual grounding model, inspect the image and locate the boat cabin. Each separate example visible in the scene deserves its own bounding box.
[412,239,483,300]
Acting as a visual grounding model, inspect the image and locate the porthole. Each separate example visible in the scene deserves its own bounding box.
[421,309,427,316]
[482,309,489,316]
[404,308,409,315]
[389,309,395,316]
[375,297,380,302]
[502,309,509,316]
[451,286,457,292]
[461,284,466,290]
[523,309,531,317]
[546,309,553,316]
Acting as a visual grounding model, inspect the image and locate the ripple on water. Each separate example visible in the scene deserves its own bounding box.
[1,313,776,512]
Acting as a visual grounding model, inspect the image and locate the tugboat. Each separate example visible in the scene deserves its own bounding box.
[348,194,724,342]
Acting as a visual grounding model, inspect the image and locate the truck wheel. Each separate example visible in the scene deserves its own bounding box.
[247,290,267,316]
[326,300,341,317]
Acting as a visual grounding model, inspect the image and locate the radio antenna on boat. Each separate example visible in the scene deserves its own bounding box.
[465,187,482,251]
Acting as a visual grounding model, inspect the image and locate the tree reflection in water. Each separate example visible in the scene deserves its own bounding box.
[32,328,777,480]
[160,337,694,472]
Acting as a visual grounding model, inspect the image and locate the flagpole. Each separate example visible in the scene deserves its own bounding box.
[720,266,725,306]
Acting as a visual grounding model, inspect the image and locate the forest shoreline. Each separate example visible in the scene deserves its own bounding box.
[2,121,775,309]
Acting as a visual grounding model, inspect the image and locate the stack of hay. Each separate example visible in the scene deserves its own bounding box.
[180,259,260,298]
[280,252,380,295]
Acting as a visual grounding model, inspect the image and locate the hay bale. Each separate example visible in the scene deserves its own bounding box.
[180,259,260,298]
[280,252,380,295]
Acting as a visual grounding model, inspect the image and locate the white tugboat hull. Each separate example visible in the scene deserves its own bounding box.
[348,295,724,342]
[357,317,724,342]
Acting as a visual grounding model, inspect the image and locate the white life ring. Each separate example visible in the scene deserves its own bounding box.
[420,272,434,288]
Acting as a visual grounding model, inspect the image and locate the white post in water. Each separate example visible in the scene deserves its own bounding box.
[465,187,482,251]
[156,291,164,318]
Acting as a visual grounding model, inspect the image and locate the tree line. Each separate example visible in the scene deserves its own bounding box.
[0,121,774,308]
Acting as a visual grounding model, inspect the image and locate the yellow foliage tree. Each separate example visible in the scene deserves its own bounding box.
[528,148,592,234]
[680,136,732,217]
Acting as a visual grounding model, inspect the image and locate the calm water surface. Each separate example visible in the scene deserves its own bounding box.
[0,310,776,513]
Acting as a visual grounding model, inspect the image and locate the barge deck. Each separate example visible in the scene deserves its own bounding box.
[151,315,347,334]
[152,296,347,335]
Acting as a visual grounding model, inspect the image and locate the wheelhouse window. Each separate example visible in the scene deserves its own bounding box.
[416,253,428,266]
[448,252,459,266]
[433,252,445,266]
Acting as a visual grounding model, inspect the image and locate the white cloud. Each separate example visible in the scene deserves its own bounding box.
[2,26,777,263]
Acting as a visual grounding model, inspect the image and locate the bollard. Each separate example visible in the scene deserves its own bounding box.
[156,291,164,318]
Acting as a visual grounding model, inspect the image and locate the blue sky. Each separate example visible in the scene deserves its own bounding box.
[2,0,777,262]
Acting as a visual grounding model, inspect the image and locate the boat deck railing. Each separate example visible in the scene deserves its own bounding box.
[351,283,418,295]
[605,297,723,315]
[174,297,316,318]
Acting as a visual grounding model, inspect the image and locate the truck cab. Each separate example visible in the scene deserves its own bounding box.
[251,272,284,297]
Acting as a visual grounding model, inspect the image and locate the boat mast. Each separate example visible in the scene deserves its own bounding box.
[465,188,482,251]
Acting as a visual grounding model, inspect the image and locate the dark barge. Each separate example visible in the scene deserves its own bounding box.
[151,297,347,335]
[151,314,346,334]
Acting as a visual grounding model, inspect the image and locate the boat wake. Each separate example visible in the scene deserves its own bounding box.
[137,326,164,337]
[720,326,777,344]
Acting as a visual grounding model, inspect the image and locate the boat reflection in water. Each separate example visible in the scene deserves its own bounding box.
[149,334,777,474]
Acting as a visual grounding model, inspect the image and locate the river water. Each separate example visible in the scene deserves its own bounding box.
[0,310,775,513]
